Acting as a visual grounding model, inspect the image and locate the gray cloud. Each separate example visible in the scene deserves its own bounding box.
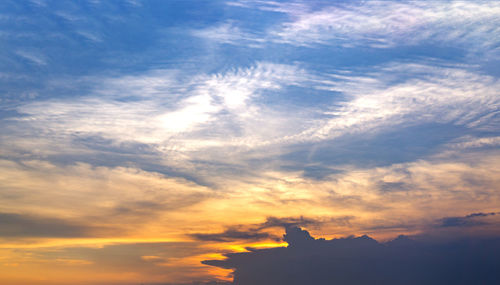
[257,216,323,230]
[0,212,118,238]
[190,228,275,243]
[190,216,351,243]
[439,212,497,228]
[190,216,324,243]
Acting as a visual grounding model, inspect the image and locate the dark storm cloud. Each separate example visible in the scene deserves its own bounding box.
[0,212,117,238]
[203,226,500,285]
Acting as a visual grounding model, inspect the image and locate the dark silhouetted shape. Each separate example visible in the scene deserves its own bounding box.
[191,228,275,242]
[440,212,496,227]
[203,226,500,285]
[190,216,323,242]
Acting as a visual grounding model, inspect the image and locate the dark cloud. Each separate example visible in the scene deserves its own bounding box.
[190,216,325,242]
[257,216,323,230]
[439,212,497,228]
[191,228,275,242]
[0,212,117,238]
[152,281,233,285]
[203,226,500,285]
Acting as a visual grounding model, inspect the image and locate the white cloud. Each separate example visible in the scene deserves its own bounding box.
[16,50,47,65]
[446,136,500,151]
[223,1,500,53]
[227,0,309,15]
[191,22,264,47]
[7,59,500,187]
[14,62,308,151]
[299,62,500,141]
[281,1,500,48]
[76,30,102,42]
[10,61,500,157]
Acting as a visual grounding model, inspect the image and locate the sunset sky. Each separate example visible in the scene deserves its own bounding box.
[1,1,500,284]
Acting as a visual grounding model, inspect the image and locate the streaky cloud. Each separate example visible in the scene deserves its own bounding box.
[226,0,500,55]
[0,212,118,238]
[439,212,497,228]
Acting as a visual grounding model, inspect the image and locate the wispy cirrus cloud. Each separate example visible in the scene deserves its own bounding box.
[4,60,499,186]
[11,62,309,152]
[303,62,500,141]
[3,1,500,284]
[191,22,265,47]
[205,1,500,56]
[271,1,500,49]
[15,50,47,65]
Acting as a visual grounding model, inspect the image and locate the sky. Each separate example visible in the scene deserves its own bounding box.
[1,0,500,284]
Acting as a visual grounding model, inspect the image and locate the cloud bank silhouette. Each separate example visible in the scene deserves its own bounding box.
[203,226,500,285]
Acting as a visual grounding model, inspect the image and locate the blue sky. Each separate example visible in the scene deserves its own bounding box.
[1,1,500,284]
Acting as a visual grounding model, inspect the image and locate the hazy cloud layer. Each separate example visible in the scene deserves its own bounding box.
[0,212,117,238]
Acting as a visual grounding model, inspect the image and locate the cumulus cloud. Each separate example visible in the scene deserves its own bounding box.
[203,226,500,285]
